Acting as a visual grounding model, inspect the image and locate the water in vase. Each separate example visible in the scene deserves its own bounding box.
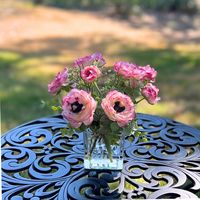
[83,130,124,170]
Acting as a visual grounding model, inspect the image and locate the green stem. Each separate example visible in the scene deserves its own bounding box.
[136,97,145,104]
[113,74,117,86]
[87,82,91,91]
[115,75,120,87]
[89,135,99,157]
[94,82,102,96]
[57,93,62,105]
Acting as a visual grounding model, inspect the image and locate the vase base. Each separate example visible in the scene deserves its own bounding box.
[84,158,123,170]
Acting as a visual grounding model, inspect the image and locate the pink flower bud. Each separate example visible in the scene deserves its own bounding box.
[141,83,160,105]
[48,68,68,96]
[81,65,101,83]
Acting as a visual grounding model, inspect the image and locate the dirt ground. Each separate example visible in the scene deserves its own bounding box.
[0,1,199,53]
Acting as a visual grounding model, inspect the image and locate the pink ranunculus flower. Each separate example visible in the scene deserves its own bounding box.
[141,83,160,105]
[81,65,101,83]
[74,52,106,68]
[114,61,134,79]
[131,66,146,80]
[101,90,135,127]
[62,89,97,128]
[114,61,145,80]
[139,65,157,82]
[48,68,68,95]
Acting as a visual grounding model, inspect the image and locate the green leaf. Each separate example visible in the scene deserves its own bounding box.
[51,106,62,112]
[109,132,121,145]
[62,85,71,92]
[60,128,68,137]
[40,100,46,108]
[51,106,58,111]
[123,124,133,136]
[102,134,113,162]
[67,128,74,136]
[76,124,86,133]
[60,126,75,137]
[134,131,140,138]
[110,122,120,132]
[95,96,100,102]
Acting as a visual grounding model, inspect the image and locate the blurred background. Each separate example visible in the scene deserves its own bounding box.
[0,0,200,133]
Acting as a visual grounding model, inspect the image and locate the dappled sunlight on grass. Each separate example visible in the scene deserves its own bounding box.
[0,51,21,63]
[137,101,180,116]
[22,65,61,78]
[137,101,200,128]
[0,50,54,132]
[174,44,200,52]
[1,40,200,132]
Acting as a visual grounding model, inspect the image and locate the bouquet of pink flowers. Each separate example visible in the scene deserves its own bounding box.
[47,52,160,159]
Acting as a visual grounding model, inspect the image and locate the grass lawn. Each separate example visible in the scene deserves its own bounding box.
[1,44,200,133]
[0,1,200,133]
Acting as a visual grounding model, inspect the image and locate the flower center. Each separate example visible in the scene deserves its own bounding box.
[85,69,93,76]
[71,101,83,113]
[114,101,125,113]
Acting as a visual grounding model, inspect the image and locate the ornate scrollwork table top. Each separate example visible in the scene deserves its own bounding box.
[1,114,200,199]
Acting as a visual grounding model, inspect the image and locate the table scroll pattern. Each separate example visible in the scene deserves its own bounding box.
[1,114,200,199]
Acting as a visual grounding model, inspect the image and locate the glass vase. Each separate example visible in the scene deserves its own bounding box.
[83,129,124,170]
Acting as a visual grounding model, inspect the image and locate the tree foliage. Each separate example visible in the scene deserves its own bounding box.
[32,0,199,15]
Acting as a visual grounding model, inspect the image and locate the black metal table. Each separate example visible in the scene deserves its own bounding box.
[1,114,200,199]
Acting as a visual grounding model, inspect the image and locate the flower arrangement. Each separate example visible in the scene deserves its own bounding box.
[47,52,160,161]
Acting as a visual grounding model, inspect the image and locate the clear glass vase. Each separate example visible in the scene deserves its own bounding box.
[83,129,124,170]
